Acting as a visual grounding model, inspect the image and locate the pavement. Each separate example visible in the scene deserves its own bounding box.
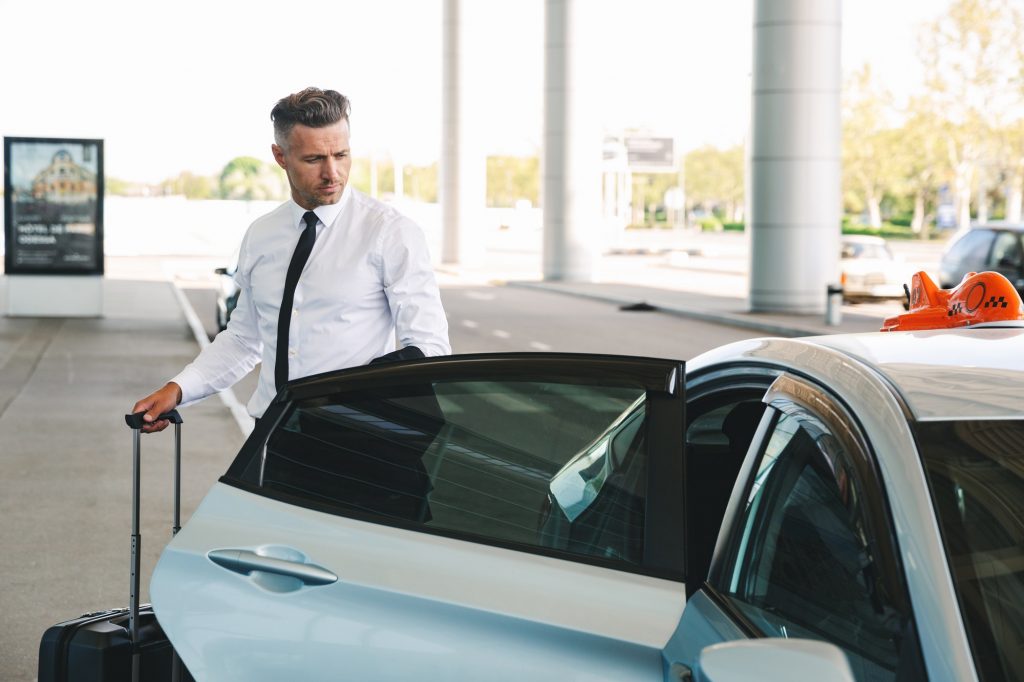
[0,253,893,681]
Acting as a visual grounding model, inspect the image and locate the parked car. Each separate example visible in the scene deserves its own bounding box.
[938,222,1024,296]
[150,271,1024,682]
[839,235,909,302]
[213,264,240,333]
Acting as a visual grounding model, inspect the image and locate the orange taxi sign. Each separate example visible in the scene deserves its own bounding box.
[881,271,1024,332]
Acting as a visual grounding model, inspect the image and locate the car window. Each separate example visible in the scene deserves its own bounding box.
[917,419,1024,682]
[256,379,660,571]
[990,231,1022,270]
[685,397,767,594]
[949,229,996,273]
[713,408,917,681]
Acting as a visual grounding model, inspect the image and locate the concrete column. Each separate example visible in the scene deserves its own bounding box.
[749,0,841,313]
[441,0,485,265]
[543,0,599,281]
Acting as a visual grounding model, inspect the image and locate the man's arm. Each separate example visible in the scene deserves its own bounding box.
[381,217,451,357]
[131,262,262,433]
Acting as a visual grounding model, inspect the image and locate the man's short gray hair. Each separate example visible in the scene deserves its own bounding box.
[271,87,350,148]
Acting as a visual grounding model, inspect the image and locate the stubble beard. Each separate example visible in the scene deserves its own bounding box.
[296,182,344,208]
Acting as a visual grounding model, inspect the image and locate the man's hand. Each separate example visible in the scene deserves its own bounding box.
[131,382,183,434]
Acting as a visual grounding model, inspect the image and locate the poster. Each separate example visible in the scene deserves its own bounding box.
[4,137,104,275]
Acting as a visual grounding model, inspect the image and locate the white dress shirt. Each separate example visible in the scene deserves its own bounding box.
[171,186,450,417]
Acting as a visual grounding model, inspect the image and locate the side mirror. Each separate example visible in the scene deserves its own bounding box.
[214,267,229,276]
[698,639,855,682]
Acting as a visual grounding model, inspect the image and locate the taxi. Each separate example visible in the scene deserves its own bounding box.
[151,271,1024,682]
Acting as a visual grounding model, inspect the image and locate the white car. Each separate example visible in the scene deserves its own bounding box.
[840,235,910,302]
[151,271,1024,682]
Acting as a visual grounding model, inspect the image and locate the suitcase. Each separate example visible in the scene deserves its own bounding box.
[38,410,191,682]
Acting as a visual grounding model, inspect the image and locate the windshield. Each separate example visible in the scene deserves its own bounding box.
[842,241,893,260]
[917,419,1024,682]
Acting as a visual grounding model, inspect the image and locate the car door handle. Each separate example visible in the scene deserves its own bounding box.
[207,549,338,586]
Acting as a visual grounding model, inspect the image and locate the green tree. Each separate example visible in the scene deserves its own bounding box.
[684,145,743,222]
[162,171,216,200]
[486,156,539,208]
[106,177,132,196]
[219,156,287,200]
[842,65,906,228]
[919,0,1022,227]
[894,98,950,237]
[404,163,439,203]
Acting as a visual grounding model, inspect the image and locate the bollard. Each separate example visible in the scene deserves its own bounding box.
[826,284,843,326]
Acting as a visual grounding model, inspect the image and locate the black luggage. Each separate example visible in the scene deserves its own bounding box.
[38,411,191,682]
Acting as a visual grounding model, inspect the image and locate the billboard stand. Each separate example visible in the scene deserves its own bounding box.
[4,137,104,317]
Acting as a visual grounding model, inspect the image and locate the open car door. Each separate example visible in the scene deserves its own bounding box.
[152,353,687,681]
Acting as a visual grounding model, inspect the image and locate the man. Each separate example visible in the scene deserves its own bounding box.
[132,87,450,431]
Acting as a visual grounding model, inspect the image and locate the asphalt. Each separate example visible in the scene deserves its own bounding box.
[0,266,885,681]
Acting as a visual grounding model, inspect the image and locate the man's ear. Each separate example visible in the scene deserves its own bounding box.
[271,143,287,169]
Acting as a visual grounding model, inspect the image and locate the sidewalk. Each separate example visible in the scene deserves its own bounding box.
[0,278,247,682]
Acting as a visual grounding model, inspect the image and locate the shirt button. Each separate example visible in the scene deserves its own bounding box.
[288,349,297,358]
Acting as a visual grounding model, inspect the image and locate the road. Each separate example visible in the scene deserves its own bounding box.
[182,280,764,419]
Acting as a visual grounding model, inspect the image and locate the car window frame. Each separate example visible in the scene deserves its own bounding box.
[703,372,922,673]
[220,352,688,580]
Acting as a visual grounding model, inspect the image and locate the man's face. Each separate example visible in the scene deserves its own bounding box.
[272,120,352,209]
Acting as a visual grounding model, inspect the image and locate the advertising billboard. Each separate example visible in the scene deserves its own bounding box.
[4,137,104,275]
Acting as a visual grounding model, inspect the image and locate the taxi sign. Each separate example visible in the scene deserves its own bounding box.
[881,271,1024,332]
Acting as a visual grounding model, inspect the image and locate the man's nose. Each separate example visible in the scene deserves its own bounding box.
[321,158,336,178]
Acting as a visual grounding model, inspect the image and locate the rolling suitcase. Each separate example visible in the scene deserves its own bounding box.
[38,410,191,682]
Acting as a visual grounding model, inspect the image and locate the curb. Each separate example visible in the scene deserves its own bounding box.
[506,281,841,338]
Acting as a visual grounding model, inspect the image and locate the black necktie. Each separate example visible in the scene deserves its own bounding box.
[275,210,318,391]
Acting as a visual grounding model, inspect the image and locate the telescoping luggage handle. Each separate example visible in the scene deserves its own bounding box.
[124,410,183,682]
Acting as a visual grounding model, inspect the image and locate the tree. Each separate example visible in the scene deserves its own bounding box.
[162,171,216,200]
[894,98,950,237]
[683,145,744,222]
[918,0,1023,228]
[404,163,438,203]
[842,65,903,228]
[486,156,539,208]
[219,156,288,200]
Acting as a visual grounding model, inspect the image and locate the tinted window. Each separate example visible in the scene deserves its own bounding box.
[685,398,767,592]
[258,380,655,569]
[918,419,1024,682]
[990,231,1022,271]
[948,230,996,274]
[715,410,915,681]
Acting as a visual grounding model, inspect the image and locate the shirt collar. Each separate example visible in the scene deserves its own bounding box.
[288,183,351,229]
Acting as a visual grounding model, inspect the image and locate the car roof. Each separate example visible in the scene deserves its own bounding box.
[809,327,1024,421]
[690,327,1024,422]
[968,221,1024,232]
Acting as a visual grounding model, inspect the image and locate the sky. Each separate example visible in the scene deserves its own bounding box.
[0,0,953,184]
